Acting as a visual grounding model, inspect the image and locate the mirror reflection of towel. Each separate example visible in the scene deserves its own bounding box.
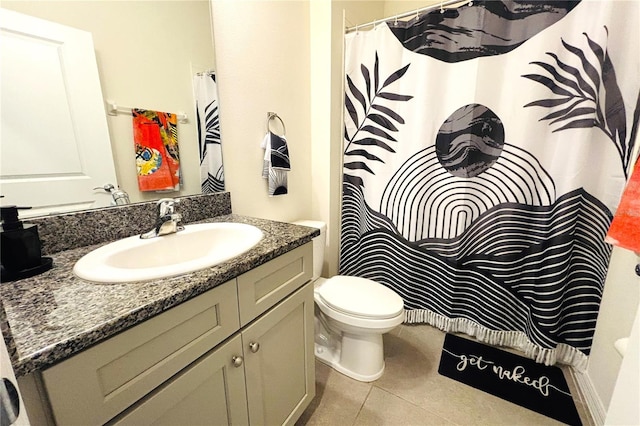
[261,131,290,196]
[133,109,181,192]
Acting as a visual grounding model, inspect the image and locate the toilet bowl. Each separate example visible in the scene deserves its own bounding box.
[293,220,405,382]
[314,276,404,381]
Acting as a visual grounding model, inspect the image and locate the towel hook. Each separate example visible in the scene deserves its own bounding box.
[267,112,286,137]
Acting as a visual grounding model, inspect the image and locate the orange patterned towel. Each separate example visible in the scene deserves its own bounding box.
[133,109,180,192]
[606,159,640,252]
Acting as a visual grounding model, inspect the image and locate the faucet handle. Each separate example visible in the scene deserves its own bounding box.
[157,198,179,216]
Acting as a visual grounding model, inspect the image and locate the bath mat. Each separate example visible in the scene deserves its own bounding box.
[438,334,582,425]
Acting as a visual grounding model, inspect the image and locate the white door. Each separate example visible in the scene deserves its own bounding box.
[0,8,118,217]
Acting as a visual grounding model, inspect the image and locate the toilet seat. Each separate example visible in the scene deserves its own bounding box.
[315,276,404,319]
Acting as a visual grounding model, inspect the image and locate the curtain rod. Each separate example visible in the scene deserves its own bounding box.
[345,0,471,33]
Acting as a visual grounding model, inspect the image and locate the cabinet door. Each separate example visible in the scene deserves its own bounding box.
[109,334,249,426]
[242,282,315,426]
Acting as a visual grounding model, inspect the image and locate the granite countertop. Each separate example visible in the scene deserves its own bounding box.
[0,214,318,377]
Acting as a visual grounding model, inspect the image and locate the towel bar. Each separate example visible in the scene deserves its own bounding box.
[106,100,188,124]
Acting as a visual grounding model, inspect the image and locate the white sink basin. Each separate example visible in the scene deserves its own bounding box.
[73,222,263,283]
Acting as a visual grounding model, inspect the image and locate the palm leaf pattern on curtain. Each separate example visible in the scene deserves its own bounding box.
[523,27,640,177]
[199,92,224,193]
[344,52,413,188]
[200,99,221,160]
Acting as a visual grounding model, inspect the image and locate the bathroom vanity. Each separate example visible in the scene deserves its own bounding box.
[0,193,318,425]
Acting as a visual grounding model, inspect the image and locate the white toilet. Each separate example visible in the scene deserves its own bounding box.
[294,220,405,382]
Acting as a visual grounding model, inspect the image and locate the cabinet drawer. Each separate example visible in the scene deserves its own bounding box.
[237,243,312,326]
[42,280,240,426]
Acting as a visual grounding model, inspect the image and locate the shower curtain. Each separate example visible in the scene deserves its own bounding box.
[194,72,224,193]
[340,0,640,369]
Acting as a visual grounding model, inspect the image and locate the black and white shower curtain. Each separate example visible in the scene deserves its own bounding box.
[340,0,640,368]
[194,72,224,193]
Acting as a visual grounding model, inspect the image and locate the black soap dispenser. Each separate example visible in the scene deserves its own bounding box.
[0,206,53,282]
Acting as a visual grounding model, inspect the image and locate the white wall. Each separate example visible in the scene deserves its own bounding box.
[383,0,442,16]
[586,140,640,423]
[605,302,640,425]
[2,1,215,204]
[587,248,640,417]
[211,0,312,222]
[310,0,334,275]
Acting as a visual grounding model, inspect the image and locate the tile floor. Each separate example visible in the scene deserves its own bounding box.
[297,324,594,426]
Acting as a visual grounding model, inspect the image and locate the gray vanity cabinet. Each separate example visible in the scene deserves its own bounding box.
[23,242,314,426]
[112,282,315,426]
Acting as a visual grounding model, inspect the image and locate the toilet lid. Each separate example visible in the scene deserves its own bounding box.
[316,276,404,319]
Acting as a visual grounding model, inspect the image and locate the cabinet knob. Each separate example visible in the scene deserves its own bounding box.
[232,355,243,367]
[249,342,260,353]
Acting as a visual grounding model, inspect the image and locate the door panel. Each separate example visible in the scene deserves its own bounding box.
[0,9,118,216]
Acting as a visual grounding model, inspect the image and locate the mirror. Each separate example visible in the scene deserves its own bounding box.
[0,1,222,217]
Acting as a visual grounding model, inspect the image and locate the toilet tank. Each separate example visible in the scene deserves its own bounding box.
[292,220,326,281]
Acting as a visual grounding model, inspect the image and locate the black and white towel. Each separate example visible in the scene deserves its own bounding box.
[261,131,290,196]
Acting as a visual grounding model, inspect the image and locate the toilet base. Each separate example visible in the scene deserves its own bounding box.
[314,331,385,382]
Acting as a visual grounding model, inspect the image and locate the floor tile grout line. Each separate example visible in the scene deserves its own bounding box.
[372,383,464,425]
[351,384,375,425]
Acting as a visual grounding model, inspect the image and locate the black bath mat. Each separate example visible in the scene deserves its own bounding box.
[438,334,582,425]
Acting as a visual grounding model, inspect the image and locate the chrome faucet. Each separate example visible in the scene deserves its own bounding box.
[93,184,130,205]
[140,198,184,239]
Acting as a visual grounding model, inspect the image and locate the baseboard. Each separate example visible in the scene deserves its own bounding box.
[571,368,606,425]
